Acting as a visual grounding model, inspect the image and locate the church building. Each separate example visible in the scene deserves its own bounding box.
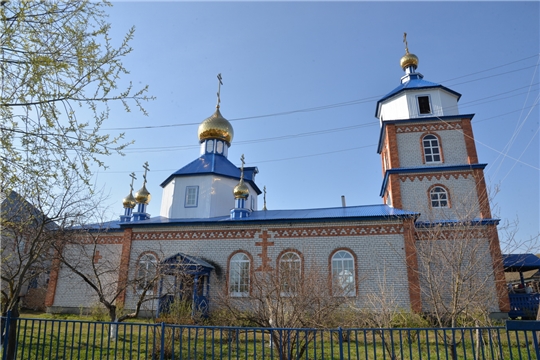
[45,43,510,318]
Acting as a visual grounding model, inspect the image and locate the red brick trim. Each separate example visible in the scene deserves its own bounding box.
[419,132,445,165]
[44,245,63,308]
[116,228,133,306]
[486,224,510,312]
[427,183,452,209]
[388,174,403,209]
[386,124,400,169]
[460,118,478,164]
[403,218,421,312]
[226,251,254,297]
[328,248,358,297]
[399,171,472,183]
[472,168,492,219]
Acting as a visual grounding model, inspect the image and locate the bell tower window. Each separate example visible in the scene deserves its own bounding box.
[417,95,432,115]
[430,185,449,208]
[422,134,442,163]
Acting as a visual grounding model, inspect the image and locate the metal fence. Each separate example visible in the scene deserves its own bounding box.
[1,313,539,360]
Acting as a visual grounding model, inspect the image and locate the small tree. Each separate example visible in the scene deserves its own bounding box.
[53,226,159,327]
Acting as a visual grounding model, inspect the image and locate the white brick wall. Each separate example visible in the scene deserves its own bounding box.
[397,129,469,168]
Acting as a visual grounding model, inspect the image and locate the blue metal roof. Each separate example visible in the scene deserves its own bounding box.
[376,114,475,154]
[379,164,488,197]
[375,73,461,118]
[160,153,261,194]
[503,254,540,272]
[119,204,418,228]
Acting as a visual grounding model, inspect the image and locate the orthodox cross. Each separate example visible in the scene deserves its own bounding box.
[403,32,409,54]
[255,230,274,272]
[142,162,150,185]
[239,154,245,181]
[93,250,103,264]
[129,172,137,192]
[216,73,223,108]
[262,186,267,211]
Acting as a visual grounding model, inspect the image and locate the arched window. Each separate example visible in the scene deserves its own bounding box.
[229,253,250,297]
[331,250,355,296]
[430,186,449,208]
[422,134,442,163]
[279,252,301,295]
[137,253,157,294]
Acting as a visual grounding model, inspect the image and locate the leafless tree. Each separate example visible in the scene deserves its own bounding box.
[214,259,346,360]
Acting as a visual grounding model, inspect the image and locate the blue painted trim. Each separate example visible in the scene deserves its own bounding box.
[379,164,488,197]
[119,213,419,229]
[376,114,475,154]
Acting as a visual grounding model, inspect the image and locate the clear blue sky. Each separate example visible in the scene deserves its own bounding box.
[95,1,539,251]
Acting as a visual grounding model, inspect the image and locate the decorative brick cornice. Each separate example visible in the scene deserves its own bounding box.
[398,171,471,183]
[133,229,258,240]
[131,224,405,242]
[415,228,487,241]
[396,122,462,133]
[72,235,124,245]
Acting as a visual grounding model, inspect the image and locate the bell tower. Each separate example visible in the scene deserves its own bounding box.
[376,34,491,223]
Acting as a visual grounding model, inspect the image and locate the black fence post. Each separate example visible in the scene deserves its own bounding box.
[1,311,10,360]
[159,322,166,360]
[338,327,344,360]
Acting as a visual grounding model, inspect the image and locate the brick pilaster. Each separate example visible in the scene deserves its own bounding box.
[486,224,511,312]
[116,228,133,306]
[404,218,422,312]
[461,118,478,164]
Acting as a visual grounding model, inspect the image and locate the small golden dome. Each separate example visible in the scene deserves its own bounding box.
[198,108,234,145]
[233,180,249,199]
[400,52,419,70]
[135,184,151,205]
[122,191,137,209]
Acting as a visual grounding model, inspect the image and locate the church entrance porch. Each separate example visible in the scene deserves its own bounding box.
[157,253,214,319]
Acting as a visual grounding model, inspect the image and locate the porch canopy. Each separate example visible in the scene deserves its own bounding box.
[503,254,540,272]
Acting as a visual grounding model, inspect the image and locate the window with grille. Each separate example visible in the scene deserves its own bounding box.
[430,186,449,208]
[331,250,355,296]
[185,186,199,207]
[229,253,250,297]
[423,134,442,163]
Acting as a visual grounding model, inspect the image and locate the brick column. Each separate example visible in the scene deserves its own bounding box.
[461,118,479,164]
[116,228,133,306]
[44,251,62,308]
[473,168,492,219]
[486,224,511,312]
[403,218,422,312]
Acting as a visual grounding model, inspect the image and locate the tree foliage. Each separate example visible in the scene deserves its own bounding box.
[1,0,151,194]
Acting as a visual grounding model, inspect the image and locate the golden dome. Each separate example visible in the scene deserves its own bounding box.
[233,180,249,199]
[122,190,137,209]
[198,108,234,144]
[135,184,151,205]
[400,52,419,70]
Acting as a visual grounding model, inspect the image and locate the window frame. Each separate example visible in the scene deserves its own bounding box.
[229,252,251,297]
[331,250,356,297]
[429,185,450,208]
[278,251,302,296]
[417,95,432,115]
[136,253,158,295]
[184,186,199,208]
[422,134,442,164]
